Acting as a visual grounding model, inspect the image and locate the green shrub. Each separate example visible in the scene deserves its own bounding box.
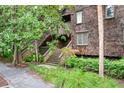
[65,56,80,67]
[106,60,124,79]
[65,56,124,79]
[24,54,34,62]
[29,64,121,88]
[47,40,57,51]
[65,56,99,72]
[1,49,12,58]
[38,54,44,63]
[24,54,44,63]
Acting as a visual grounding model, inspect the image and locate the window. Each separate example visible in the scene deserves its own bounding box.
[76,11,83,24]
[105,5,114,18]
[62,15,71,22]
[77,32,88,45]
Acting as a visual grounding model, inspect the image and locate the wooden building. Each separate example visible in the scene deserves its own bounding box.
[63,5,124,57]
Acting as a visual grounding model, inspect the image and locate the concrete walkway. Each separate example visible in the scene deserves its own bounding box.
[0,62,54,88]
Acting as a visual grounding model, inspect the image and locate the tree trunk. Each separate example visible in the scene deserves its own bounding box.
[12,6,19,66]
[97,5,104,77]
[12,44,18,66]
[35,40,39,62]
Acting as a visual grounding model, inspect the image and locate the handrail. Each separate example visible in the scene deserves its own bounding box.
[43,40,72,63]
[43,49,50,57]
[43,49,54,62]
[59,40,72,58]
[21,32,50,55]
[38,33,51,47]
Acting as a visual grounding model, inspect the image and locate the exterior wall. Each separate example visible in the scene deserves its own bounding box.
[71,5,124,57]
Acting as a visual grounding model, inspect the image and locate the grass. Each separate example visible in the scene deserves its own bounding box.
[29,64,122,88]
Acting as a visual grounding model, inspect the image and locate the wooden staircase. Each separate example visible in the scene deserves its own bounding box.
[21,32,51,59]
[39,46,49,55]
[20,30,72,66]
[45,49,61,65]
[44,40,72,65]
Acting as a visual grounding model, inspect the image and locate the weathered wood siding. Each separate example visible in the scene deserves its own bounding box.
[71,5,124,57]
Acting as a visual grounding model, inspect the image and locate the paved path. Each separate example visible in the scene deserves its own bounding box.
[0,62,54,88]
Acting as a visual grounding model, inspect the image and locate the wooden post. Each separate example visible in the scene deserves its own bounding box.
[97,5,104,77]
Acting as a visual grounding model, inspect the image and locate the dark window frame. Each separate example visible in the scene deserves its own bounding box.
[105,5,115,19]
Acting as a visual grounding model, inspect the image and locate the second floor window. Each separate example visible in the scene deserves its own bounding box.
[62,14,71,22]
[105,5,114,19]
[76,11,83,24]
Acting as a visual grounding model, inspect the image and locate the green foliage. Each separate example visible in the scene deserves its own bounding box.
[24,54,35,62]
[60,35,67,42]
[24,53,44,63]
[0,5,71,63]
[38,54,44,63]
[60,48,75,65]
[65,56,99,72]
[105,60,124,79]
[65,56,81,67]
[1,49,13,58]
[65,56,124,79]
[29,64,121,88]
[47,40,57,51]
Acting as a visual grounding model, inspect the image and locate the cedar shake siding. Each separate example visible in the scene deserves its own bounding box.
[70,5,124,57]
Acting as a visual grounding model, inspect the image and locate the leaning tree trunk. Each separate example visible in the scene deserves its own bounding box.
[34,40,39,62]
[12,44,18,66]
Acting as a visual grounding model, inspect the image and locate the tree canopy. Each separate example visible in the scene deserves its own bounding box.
[0,5,73,64]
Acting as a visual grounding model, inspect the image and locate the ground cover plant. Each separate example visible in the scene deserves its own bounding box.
[65,56,124,79]
[29,64,121,88]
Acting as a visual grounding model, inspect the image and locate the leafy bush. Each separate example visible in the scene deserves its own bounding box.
[29,64,121,88]
[38,54,44,63]
[24,53,44,63]
[47,40,57,51]
[65,56,99,72]
[1,49,13,58]
[60,48,75,65]
[24,54,35,62]
[65,56,79,67]
[106,60,124,79]
[65,56,124,79]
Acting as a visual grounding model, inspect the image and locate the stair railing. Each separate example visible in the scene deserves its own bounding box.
[59,40,72,59]
[21,32,51,56]
[43,49,54,62]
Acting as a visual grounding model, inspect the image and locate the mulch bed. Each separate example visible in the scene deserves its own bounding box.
[25,62,42,65]
[0,75,8,87]
[0,56,12,63]
[7,63,28,68]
